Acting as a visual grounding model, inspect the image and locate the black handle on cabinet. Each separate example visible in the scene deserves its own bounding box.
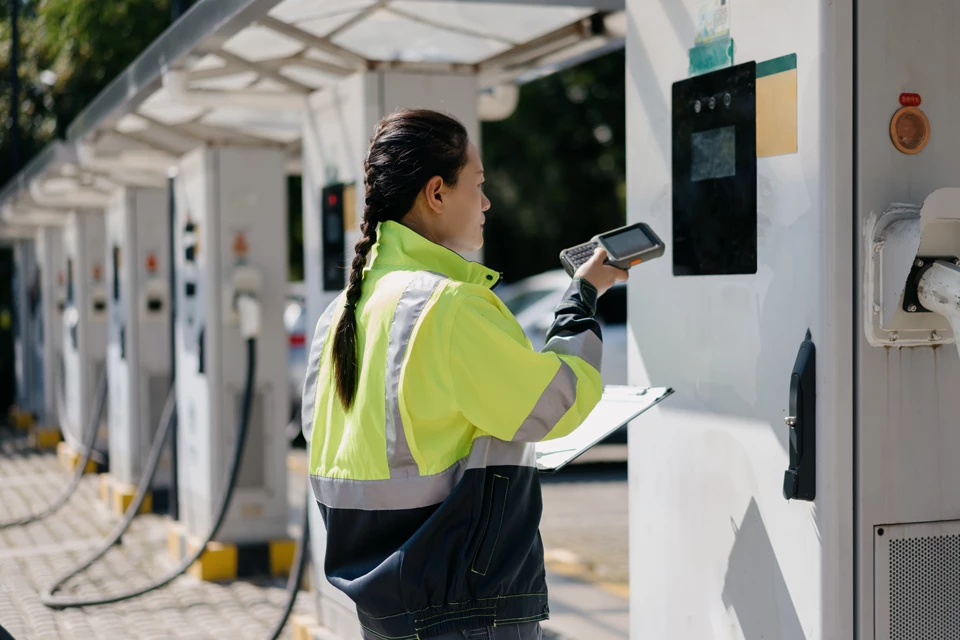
[783,329,816,501]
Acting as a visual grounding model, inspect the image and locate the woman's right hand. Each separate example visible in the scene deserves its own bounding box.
[575,246,629,296]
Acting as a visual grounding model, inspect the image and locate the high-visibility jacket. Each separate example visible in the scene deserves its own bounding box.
[302,220,603,639]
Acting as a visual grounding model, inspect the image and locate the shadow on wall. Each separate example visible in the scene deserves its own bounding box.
[722,498,806,640]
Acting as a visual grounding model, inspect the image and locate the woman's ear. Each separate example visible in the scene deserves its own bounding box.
[423,176,445,215]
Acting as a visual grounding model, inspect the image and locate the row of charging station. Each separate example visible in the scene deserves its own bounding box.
[0,1,628,637]
[14,164,294,568]
[2,71,482,638]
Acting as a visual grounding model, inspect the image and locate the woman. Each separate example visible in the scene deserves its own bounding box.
[301,109,628,640]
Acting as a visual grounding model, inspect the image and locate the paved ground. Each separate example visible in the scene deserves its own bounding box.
[540,456,629,640]
[541,452,630,585]
[0,435,312,640]
[0,435,628,640]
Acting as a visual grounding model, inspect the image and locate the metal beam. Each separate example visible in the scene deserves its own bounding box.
[257,15,368,69]
[178,120,289,148]
[214,49,313,93]
[479,19,590,70]
[111,130,191,157]
[136,114,209,144]
[414,0,623,8]
[366,60,478,74]
[140,112,286,148]
[383,6,516,45]
[323,0,389,41]
[512,36,624,85]
[187,63,251,81]
[261,55,354,77]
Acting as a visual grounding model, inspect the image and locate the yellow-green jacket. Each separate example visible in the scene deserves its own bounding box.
[302,220,603,638]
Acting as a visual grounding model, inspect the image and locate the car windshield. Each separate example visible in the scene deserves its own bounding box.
[596,286,627,325]
[284,301,304,333]
[500,289,557,316]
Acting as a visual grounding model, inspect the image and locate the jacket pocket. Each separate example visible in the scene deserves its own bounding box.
[471,474,510,576]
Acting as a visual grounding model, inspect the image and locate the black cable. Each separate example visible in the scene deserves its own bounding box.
[40,387,176,602]
[167,172,179,522]
[266,489,311,640]
[42,338,257,609]
[0,371,107,530]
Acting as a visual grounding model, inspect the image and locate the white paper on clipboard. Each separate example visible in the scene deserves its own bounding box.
[535,386,673,473]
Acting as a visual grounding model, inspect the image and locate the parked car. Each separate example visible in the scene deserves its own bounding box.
[284,283,307,428]
[497,269,628,386]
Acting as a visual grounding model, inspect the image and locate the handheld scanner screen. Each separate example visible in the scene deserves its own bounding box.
[602,227,658,258]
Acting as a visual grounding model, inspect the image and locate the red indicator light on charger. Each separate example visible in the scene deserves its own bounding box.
[900,93,922,107]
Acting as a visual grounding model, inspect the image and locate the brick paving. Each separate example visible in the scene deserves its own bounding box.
[0,434,312,640]
[0,435,630,640]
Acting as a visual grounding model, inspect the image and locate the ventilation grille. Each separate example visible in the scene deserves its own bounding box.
[889,533,960,639]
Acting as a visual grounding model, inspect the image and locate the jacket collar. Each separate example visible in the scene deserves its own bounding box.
[369,220,501,289]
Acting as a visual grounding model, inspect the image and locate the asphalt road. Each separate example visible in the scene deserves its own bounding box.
[540,454,630,587]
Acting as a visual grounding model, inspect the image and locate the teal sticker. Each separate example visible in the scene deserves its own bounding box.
[689,37,735,76]
[756,53,797,79]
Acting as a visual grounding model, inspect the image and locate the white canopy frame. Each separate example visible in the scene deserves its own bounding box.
[0,0,623,227]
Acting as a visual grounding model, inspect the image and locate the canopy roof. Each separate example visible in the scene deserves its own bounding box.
[1,0,623,227]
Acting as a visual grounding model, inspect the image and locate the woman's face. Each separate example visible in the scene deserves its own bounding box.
[430,142,491,254]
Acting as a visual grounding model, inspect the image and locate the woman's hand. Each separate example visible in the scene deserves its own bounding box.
[575,246,629,296]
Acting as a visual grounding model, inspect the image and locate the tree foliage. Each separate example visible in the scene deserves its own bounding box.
[1,0,173,182]
[481,51,626,283]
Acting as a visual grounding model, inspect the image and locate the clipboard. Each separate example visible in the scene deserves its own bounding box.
[535,386,674,473]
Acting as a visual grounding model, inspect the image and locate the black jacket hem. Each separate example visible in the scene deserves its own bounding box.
[357,593,550,639]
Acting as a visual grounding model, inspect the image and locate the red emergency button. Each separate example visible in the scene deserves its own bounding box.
[146,252,158,273]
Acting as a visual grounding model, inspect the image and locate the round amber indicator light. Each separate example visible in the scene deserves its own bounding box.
[890,106,930,155]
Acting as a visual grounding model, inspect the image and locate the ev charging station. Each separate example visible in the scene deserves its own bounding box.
[61,212,109,458]
[13,239,44,423]
[104,186,172,510]
[172,146,289,547]
[35,226,64,432]
[626,0,960,637]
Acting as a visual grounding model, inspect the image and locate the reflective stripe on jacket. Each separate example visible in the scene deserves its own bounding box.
[302,220,603,639]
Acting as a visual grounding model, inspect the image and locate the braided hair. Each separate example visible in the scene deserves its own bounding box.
[332,109,470,409]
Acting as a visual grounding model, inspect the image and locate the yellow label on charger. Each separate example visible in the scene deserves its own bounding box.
[756,54,798,158]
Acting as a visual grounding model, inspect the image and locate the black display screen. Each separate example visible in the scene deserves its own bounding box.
[321,184,346,291]
[66,259,74,304]
[603,228,656,257]
[672,62,757,276]
[691,126,736,182]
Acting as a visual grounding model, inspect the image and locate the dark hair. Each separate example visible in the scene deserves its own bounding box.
[332,109,471,410]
